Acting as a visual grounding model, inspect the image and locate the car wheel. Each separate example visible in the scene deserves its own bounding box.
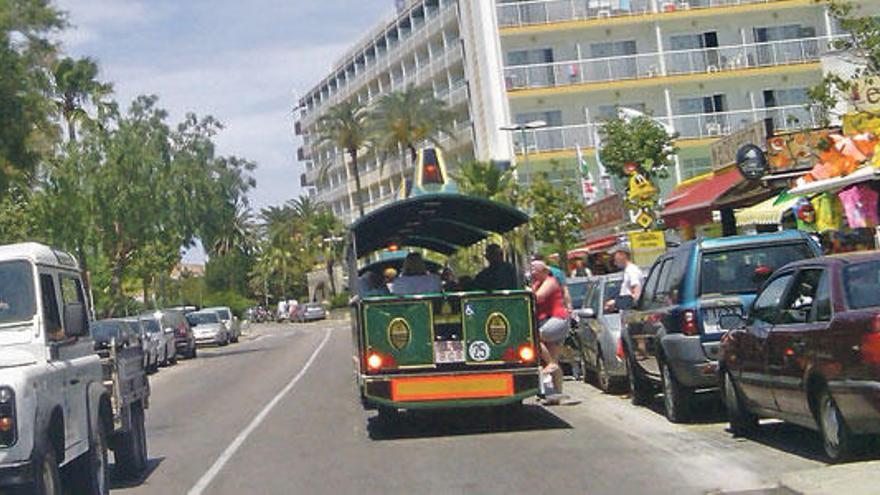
[660,359,691,423]
[817,387,854,463]
[68,416,109,494]
[114,401,148,479]
[169,350,177,365]
[723,370,758,436]
[626,353,652,406]
[26,438,61,495]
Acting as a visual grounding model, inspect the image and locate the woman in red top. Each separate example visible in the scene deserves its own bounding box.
[531,260,570,404]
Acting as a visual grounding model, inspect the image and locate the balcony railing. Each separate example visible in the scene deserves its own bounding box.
[505,36,841,90]
[514,105,822,152]
[497,0,793,28]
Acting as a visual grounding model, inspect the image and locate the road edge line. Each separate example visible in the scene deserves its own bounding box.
[187,328,334,495]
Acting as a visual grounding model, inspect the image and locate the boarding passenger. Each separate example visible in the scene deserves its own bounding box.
[531,260,569,405]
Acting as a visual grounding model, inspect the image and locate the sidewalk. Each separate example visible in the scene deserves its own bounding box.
[777,461,880,495]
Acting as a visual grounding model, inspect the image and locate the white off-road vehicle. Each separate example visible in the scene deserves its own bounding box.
[0,243,150,494]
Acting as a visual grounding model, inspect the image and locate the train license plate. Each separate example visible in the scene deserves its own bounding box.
[434,341,465,364]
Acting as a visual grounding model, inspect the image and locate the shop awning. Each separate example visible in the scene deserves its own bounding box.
[735,195,799,226]
[568,235,619,258]
[788,166,880,196]
[662,167,744,228]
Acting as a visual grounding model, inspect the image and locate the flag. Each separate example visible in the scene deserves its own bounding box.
[576,145,596,205]
[593,129,614,196]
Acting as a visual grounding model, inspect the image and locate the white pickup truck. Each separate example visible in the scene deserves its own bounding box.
[0,243,150,494]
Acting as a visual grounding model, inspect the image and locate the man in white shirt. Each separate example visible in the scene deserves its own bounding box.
[606,246,645,311]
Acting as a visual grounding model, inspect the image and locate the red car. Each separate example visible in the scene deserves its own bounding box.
[719,252,880,462]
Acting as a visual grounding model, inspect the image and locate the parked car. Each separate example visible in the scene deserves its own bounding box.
[187,310,229,346]
[573,273,628,393]
[293,302,327,323]
[91,318,141,353]
[720,252,880,461]
[0,243,150,492]
[622,231,821,422]
[126,318,161,373]
[148,309,197,359]
[204,306,240,343]
[140,315,175,368]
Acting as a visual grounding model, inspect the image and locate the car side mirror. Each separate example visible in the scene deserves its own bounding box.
[63,303,88,337]
[575,308,596,319]
[719,314,746,331]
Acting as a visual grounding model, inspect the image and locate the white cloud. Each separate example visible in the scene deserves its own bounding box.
[102,42,350,210]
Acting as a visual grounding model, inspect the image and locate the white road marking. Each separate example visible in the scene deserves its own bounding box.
[187,329,333,495]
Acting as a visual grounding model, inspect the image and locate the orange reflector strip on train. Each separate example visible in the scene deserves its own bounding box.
[391,373,514,402]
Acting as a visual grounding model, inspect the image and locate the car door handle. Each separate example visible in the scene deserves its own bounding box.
[69,378,80,385]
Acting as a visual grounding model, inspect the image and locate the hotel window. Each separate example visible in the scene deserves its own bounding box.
[762,88,809,107]
[507,48,555,88]
[676,94,728,138]
[588,40,637,80]
[668,32,719,73]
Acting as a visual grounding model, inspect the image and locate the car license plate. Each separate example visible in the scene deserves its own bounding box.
[434,341,465,364]
[702,306,742,334]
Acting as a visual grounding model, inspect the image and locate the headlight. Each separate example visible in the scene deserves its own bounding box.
[387,318,411,351]
[486,313,510,345]
[0,387,16,447]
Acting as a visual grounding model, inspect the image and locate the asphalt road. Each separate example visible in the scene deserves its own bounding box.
[111,320,841,495]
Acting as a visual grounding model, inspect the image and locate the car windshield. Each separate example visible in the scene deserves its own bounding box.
[845,260,880,309]
[187,312,219,326]
[568,282,589,309]
[0,260,36,326]
[700,243,813,296]
[218,309,232,320]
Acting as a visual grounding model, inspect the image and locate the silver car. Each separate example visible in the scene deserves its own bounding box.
[573,273,629,393]
[125,318,161,373]
[204,306,240,343]
[187,310,229,347]
[141,315,176,366]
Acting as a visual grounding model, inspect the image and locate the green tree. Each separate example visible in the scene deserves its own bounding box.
[598,116,678,181]
[452,160,518,204]
[316,100,370,217]
[0,0,65,192]
[371,86,456,181]
[524,173,587,265]
[51,57,113,142]
[810,1,880,119]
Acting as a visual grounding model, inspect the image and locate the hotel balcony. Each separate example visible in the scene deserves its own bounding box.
[496,0,800,29]
[513,104,821,153]
[504,36,840,91]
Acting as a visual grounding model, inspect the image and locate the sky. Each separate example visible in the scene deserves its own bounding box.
[54,0,396,261]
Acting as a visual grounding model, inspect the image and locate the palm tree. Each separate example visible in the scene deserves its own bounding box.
[211,200,255,258]
[316,100,370,217]
[452,161,518,204]
[51,57,113,143]
[371,86,456,186]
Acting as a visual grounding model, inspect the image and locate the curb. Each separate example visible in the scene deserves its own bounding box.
[777,461,880,495]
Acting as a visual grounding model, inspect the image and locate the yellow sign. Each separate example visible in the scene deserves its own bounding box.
[634,211,655,229]
[629,230,666,267]
[629,231,665,249]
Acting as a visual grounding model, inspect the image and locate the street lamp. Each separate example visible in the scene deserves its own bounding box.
[500,120,548,176]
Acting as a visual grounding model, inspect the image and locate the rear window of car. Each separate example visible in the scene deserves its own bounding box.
[216,309,231,320]
[845,260,880,309]
[700,242,814,296]
[142,319,161,333]
[187,312,219,325]
[91,321,121,339]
